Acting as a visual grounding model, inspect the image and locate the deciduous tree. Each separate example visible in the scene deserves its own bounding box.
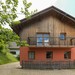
[0,0,36,26]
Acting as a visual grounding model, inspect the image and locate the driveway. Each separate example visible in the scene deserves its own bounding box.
[0,62,75,75]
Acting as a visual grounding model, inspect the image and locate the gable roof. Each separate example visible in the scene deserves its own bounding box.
[12,6,75,35]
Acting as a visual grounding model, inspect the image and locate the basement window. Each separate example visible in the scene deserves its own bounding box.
[28,51,35,60]
[64,51,71,59]
[46,51,53,59]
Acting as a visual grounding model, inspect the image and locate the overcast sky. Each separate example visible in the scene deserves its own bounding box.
[5,0,75,29]
[16,0,75,20]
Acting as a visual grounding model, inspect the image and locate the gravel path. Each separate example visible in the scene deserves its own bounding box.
[0,62,75,75]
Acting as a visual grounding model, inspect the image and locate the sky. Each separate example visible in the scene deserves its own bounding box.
[5,0,75,29]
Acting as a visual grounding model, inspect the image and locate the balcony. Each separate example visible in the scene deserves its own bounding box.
[28,37,75,47]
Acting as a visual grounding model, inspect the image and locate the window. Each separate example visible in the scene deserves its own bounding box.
[64,51,71,59]
[37,33,50,46]
[37,34,43,46]
[28,51,35,59]
[46,51,53,59]
[10,51,16,55]
[59,33,66,40]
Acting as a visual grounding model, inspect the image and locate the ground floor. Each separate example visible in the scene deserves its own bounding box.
[20,47,75,62]
[20,47,75,69]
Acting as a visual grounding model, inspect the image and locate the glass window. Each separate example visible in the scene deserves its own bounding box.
[37,37,43,42]
[64,51,71,59]
[37,42,43,46]
[44,34,49,37]
[44,38,49,46]
[44,37,49,42]
[10,51,16,54]
[37,34,43,46]
[37,34,42,37]
[28,51,35,59]
[59,33,66,40]
[37,33,50,46]
[46,51,53,59]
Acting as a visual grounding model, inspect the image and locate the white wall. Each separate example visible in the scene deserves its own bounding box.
[10,50,20,57]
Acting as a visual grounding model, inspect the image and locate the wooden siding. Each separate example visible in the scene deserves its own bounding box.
[19,14,75,40]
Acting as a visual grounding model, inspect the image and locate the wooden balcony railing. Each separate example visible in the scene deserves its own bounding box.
[28,37,75,47]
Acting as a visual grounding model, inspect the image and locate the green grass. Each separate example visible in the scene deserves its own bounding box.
[0,52,18,65]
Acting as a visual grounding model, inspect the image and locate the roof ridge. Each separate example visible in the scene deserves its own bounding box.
[20,6,75,23]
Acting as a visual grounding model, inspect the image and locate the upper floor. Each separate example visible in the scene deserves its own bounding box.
[12,6,75,47]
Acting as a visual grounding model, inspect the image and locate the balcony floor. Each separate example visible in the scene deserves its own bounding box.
[29,45,75,48]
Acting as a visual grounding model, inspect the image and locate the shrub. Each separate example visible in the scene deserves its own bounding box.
[17,40,29,47]
[0,40,9,54]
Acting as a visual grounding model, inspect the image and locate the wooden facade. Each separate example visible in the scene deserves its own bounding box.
[20,15,75,41]
[12,6,75,41]
[18,8,75,47]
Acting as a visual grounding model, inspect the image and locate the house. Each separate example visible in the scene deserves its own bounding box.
[9,42,20,57]
[12,6,75,69]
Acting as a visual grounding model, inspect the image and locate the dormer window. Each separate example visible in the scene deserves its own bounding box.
[59,33,66,40]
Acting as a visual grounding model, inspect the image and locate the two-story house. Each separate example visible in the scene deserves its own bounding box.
[12,6,75,69]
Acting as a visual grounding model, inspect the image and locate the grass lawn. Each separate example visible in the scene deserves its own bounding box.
[0,52,18,65]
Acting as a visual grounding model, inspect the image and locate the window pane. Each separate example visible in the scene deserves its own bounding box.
[60,35,65,40]
[44,34,49,37]
[36,33,50,46]
[28,52,35,59]
[37,34,43,46]
[44,42,49,46]
[37,34,42,37]
[44,37,49,46]
[44,38,49,42]
[46,51,53,59]
[64,51,71,59]
[10,51,16,54]
[37,37,43,42]
[37,42,43,46]
[59,33,66,40]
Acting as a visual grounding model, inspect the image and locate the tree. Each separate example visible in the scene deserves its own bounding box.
[21,0,37,18]
[0,26,29,54]
[0,0,37,26]
[0,0,18,26]
[0,27,20,54]
[0,27,20,44]
[0,40,9,54]
[0,0,36,53]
